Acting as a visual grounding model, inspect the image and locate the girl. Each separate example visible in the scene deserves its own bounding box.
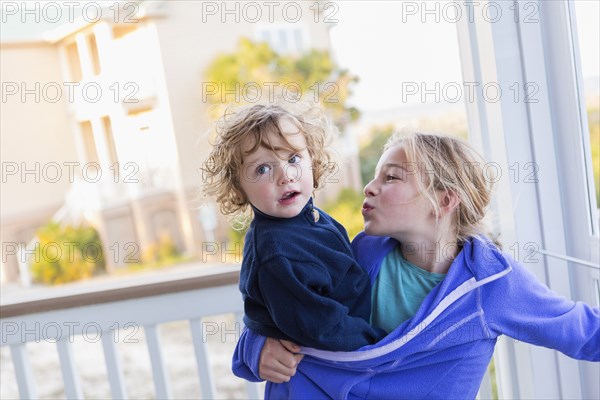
[232,132,599,399]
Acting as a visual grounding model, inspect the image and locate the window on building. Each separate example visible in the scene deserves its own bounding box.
[112,23,138,39]
[80,121,99,165]
[87,33,101,76]
[66,41,83,82]
[102,116,118,166]
[254,25,308,54]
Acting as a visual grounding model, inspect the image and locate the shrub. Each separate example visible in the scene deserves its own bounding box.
[141,234,182,266]
[321,188,365,240]
[30,222,106,285]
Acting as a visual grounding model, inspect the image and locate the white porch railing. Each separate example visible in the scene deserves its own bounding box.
[0,265,262,399]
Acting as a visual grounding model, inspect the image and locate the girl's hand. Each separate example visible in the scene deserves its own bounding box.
[258,338,304,383]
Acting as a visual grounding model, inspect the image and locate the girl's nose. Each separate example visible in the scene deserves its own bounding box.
[364,179,378,197]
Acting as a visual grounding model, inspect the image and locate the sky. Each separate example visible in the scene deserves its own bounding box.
[1,0,597,112]
[329,1,463,111]
[328,0,600,112]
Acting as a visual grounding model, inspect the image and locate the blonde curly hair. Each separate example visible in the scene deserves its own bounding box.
[202,100,336,216]
[384,132,495,244]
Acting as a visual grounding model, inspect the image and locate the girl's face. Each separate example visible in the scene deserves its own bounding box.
[238,119,314,219]
[362,145,437,242]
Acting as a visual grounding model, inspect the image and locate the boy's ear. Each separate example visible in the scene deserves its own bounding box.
[439,190,460,215]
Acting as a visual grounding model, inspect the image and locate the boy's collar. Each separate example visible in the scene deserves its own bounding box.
[250,198,317,223]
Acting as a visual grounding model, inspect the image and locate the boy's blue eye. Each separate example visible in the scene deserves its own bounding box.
[256,164,271,175]
[289,155,301,164]
[386,175,398,181]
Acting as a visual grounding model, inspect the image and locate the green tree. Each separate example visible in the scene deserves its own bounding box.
[359,125,395,186]
[321,188,365,240]
[205,38,362,243]
[204,38,360,129]
[30,222,106,285]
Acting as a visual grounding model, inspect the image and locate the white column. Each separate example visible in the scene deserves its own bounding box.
[456,0,598,398]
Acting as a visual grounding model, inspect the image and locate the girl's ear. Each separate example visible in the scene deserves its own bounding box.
[439,190,460,215]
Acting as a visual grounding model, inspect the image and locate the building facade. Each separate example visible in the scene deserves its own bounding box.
[1,1,361,284]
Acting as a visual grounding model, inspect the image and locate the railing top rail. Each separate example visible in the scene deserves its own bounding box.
[0,264,240,319]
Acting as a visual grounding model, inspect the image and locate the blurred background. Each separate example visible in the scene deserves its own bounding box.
[1,1,598,399]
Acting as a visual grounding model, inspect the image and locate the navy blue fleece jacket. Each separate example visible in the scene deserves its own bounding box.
[239,199,385,351]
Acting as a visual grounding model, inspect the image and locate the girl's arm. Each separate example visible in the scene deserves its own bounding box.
[485,258,599,361]
[232,327,265,382]
[232,327,302,382]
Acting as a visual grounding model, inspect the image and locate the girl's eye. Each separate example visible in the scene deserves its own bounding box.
[256,164,272,175]
[386,174,404,182]
[288,155,301,164]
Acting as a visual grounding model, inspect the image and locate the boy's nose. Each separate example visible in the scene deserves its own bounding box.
[279,173,290,185]
[279,165,299,184]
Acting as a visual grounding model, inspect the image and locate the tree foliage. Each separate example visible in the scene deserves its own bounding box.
[204,38,359,129]
[321,188,365,240]
[206,38,365,242]
[30,222,105,285]
[358,125,395,186]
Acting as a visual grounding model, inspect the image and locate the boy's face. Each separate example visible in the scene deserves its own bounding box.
[239,119,314,219]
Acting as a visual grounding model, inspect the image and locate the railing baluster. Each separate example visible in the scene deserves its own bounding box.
[101,331,128,399]
[56,338,84,399]
[235,312,263,399]
[476,362,494,400]
[1,270,242,399]
[9,344,38,400]
[189,318,217,398]
[144,324,171,399]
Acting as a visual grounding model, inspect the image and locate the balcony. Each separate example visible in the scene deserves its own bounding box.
[0,264,262,399]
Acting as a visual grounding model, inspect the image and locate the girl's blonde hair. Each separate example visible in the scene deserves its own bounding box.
[384,132,494,243]
[202,101,335,216]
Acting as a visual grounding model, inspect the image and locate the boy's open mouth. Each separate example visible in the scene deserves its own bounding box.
[280,191,300,201]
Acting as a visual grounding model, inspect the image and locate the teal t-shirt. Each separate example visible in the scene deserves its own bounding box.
[371,246,447,333]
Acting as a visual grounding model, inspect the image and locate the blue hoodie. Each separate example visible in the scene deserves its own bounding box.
[232,233,600,399]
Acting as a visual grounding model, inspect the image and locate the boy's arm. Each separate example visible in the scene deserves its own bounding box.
[485,259,599,361]
[257,255,386,351]
[232,327,303,382]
